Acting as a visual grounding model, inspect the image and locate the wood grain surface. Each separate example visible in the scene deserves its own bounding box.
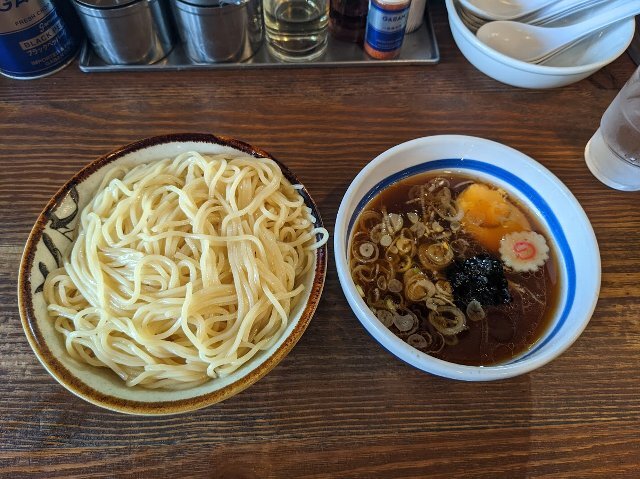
[1,1,639,477]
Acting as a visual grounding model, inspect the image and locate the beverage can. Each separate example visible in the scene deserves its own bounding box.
[0,0,80,80]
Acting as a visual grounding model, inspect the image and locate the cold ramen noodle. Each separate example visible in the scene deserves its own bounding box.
[350,173,558,366]
[44,152,328,389]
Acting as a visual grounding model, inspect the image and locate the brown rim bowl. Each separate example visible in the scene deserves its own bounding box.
[18,133,327,415]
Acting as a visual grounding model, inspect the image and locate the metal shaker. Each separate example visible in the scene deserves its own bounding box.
[73,0,174,65]
[170,0,263,63]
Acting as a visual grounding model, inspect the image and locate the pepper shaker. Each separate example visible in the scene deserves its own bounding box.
[363,0,411,60]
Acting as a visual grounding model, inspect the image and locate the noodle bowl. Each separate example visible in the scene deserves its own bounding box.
[43,151,328,390]
[334,135,600,381]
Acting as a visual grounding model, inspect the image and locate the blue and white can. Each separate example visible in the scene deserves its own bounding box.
[0,0,80,79]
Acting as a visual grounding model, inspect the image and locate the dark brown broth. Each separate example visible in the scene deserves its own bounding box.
[350,172,559,366]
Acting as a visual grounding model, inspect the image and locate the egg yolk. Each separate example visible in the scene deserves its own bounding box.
[457,183,530,253]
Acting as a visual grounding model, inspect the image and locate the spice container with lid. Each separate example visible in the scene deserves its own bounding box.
[171,0,263,63]
[364,0,411,59]
[0,0,82,79]
[72,0,174,65]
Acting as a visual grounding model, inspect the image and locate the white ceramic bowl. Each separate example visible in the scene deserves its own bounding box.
[334,135,600,381]
[18,134,327,414]
[445,0,635,89]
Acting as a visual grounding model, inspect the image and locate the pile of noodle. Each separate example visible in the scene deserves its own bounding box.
[44,152,328,390]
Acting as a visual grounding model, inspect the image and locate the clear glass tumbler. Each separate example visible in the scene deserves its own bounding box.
[263,0,329,61]
[585,66,640,190]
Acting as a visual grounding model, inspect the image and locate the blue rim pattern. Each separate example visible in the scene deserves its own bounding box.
[346,158,576,363]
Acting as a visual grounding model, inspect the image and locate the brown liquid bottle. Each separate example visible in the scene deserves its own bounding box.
[329,0,369,43]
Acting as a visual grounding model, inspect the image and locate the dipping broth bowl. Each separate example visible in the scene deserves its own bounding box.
[18,133,327,415]
[445,0,635,89]
[334,135,600,381]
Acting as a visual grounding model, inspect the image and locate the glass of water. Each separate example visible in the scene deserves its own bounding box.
[263,0,329,61]
[585,66,640,191]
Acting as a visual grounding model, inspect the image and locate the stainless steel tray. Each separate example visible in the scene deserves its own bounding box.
[78,8,439,72]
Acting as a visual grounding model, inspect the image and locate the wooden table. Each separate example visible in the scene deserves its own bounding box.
[2,2,639,477]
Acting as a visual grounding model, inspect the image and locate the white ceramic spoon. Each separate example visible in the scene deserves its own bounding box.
[457,0,605,33]
[476,1,640,63]
[522,0,607,26]
[458,0,559,21]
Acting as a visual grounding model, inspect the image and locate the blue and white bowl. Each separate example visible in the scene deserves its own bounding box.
[334,135,600,381]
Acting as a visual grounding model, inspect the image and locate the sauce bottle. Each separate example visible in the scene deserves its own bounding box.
[330,0,369,43]
[364,0,411,59]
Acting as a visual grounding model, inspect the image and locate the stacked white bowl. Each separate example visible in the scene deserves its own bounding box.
[446,0,635,88]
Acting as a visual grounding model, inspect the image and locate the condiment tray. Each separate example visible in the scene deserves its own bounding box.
[78,8,439,72]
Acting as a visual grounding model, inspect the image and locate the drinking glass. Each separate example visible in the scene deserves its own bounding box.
[585,66,640,190]
[263,0,329,61]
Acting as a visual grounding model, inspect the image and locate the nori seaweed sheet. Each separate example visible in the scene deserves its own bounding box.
[446,254,511,307]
